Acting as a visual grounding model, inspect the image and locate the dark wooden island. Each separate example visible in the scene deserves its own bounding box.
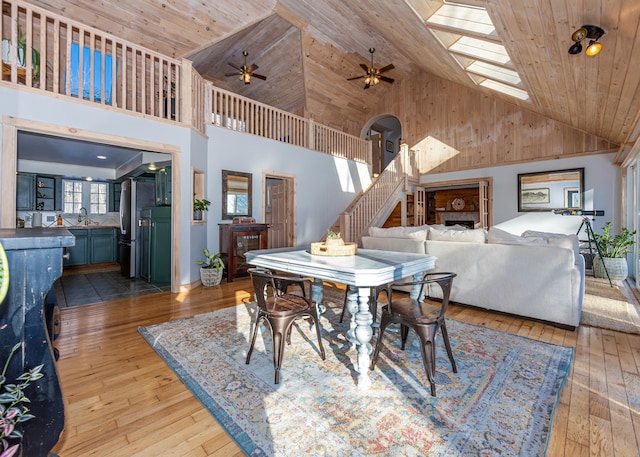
[0,228,74,457]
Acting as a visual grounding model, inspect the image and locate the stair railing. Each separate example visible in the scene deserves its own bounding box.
[337,144,418,244]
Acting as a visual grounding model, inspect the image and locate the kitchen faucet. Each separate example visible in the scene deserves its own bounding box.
[78,207,89,225]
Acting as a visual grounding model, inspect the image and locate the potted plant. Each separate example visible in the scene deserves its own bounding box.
[325,230,344,246]
[2,24,41,81]
[0,342,43,457]
[193,198,210,221]
[592,221,636,281]
[196,247,225,286]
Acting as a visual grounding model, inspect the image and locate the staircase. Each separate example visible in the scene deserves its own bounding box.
[330,144,419,244]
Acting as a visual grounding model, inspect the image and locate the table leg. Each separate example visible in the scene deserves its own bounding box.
[345,287,358,345]
[354,286,374,389]
[311,278,326,314]
[410,272,423,300]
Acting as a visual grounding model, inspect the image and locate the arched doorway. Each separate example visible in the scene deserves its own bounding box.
[361,114,401,176]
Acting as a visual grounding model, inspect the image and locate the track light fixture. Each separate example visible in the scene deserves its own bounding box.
[568,25,605,56]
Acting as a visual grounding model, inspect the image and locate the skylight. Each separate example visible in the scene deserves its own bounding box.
[422,1,530,102]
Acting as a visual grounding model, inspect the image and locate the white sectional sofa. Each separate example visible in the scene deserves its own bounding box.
[361,225,585,329]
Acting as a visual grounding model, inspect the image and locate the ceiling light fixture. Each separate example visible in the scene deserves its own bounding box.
[97,155,107,160]
[568,25,605,56]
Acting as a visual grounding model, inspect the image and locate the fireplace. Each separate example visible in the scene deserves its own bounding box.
[446,220,475,229]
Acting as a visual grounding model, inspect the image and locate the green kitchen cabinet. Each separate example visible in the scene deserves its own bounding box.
[140,206,171,284]
[64,228,116,266]
[155,166,172,206]
[109,182,121,213]
[89,228,117,264]
[16,173,36,211]
[64,229,89,266]
[35,175,56,211]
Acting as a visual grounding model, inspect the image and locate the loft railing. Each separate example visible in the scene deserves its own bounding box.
[1,0,370,164]
[337,144,418,244]
[205,83,371,163]
[1,0,181,122]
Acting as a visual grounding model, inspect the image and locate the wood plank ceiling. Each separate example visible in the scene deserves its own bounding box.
[22,0,640,161]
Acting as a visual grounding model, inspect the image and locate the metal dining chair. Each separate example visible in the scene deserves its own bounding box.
[370,272,457,396]
[246,268,326,384]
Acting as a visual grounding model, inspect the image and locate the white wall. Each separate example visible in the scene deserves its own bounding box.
[0,86,369,286]
[421,153,620,236]
[205,126,369,252]
[0,86,199,288]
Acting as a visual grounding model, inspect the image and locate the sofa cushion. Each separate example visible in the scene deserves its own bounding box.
[522,230,580,262]
[368,225,429,240]
[487,227,547,246]
[429,227,487,243]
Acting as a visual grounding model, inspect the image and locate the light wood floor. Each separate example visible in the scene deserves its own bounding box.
[49,277,640,457]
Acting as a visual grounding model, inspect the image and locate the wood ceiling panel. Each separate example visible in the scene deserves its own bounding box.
[20,0,640,151]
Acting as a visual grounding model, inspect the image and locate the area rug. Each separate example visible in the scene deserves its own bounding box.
[139,294,574,456]
[581,276,640,334]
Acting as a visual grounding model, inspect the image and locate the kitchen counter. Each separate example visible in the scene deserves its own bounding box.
[59,225,119,229]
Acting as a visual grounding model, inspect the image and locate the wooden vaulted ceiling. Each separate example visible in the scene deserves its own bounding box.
[23,0,640,160]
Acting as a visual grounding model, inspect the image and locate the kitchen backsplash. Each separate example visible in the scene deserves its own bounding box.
[17,211,120,228]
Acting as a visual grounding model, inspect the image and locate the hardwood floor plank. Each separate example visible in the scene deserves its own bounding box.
[48,277,640,456]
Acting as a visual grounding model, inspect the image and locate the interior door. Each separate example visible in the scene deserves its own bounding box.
[371,132,382,176]
[268,179,289,248]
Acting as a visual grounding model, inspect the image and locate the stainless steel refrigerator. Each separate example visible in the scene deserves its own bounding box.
[119,178,156,278]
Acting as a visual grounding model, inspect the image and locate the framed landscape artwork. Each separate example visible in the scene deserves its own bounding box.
[517,168,584,212]
[521,188,550,204]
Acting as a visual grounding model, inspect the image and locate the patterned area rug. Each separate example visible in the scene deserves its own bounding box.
[139,292,573,456]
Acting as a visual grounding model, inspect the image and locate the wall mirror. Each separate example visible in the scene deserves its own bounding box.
[517,168,584,212]
[222,170,252,219]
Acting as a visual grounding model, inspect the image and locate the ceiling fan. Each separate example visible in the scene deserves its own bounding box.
[347,48,394,89]
[225,50,267,84]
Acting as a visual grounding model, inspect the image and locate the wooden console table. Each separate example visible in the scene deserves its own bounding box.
[219,223,268,282]
[0,228,74,456]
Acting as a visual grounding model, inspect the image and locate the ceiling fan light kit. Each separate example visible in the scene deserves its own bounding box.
[347,47,394,89]
[568,25,604,56]
[225,50,267,84]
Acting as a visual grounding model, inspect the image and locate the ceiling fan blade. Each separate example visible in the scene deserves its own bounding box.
[347,75,365,81]
[252,73,267,81]
[224,72,240,77]
[379,75,395,84]
[246,64,259,73]
[359,63,369,73]
[378,64,395,73]
[364,83,370,90]
[227,62,241,71]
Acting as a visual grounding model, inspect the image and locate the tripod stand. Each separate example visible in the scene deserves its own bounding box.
[577,216,612,287]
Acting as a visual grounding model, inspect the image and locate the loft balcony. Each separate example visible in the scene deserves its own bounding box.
[1,0,371,165]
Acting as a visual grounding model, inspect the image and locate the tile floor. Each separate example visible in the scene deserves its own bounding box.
[53,266,170,308]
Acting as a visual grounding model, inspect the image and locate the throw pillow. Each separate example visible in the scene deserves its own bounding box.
[522,230,580,262]
[429,227,487,243]
[368,226,429,240]
[487,227,547,246]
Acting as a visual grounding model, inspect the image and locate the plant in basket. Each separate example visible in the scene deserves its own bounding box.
[325,231,344,246]
[196,247,225,286]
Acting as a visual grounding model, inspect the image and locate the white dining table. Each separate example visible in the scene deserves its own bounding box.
[244,247,436,389]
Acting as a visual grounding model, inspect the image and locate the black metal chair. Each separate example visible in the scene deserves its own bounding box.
[246,268,326,384]
[370,272,457,396]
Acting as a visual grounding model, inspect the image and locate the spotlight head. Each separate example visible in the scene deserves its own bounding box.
[568,42,583,55]
[585,40,602,56]
[571,27,587,42]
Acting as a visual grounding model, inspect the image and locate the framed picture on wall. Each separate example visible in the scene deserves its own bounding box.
[385,140,393,153]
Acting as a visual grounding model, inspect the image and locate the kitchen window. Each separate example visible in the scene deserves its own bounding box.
[90,183,108,214]
[62,180,108,214]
